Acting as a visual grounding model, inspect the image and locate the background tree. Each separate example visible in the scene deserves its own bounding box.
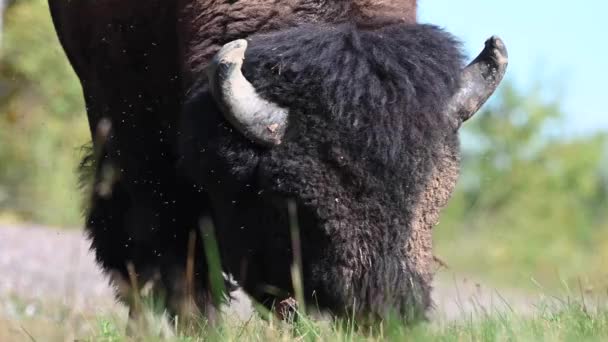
[0,0,88,225]
[436,82,608,290]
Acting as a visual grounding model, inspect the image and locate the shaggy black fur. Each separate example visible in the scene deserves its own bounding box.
[179,23,464,321]
[51,0,475,326]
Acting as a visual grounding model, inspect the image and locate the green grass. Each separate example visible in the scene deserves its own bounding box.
[2,293,608,342]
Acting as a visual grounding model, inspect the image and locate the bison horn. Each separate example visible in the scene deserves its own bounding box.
[447,36,508,124]
[207,39,288,146]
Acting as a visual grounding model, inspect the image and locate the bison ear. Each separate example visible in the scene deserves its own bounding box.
[447,36,508,125]
[207,39,289,146]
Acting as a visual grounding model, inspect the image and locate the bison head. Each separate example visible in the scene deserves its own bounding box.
[179,23,507,320]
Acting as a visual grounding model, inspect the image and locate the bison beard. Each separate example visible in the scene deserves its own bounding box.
[180,23,465,322]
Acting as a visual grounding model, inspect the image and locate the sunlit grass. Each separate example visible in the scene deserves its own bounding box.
[2,293,608,342]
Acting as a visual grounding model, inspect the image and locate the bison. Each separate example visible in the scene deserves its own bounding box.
[47,0,507,325]
[180,24,507,322]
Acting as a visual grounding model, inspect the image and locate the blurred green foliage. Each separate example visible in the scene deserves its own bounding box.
[0,0,606,289]
[0,0,88,226]
[435,83,608,290]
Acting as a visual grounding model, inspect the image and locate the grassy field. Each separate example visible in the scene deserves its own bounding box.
[2,295,608,342]
[2,1,608,341]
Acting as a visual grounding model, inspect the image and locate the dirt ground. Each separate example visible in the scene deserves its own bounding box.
[0,224,541,322]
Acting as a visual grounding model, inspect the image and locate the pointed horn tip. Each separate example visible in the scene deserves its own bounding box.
[484,35,508,63]
[214,39,248,65]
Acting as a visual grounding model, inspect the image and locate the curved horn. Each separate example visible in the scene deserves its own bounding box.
[448,36,509,124]
[207,39,288,146]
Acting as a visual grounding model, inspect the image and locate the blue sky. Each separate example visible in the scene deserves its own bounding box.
[419,0,607,136]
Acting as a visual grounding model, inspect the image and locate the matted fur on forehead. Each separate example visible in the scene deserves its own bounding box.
[240,23,465,169]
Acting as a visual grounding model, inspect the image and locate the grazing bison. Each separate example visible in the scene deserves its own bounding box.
[47,0,507,324]
[180,24,507,321]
